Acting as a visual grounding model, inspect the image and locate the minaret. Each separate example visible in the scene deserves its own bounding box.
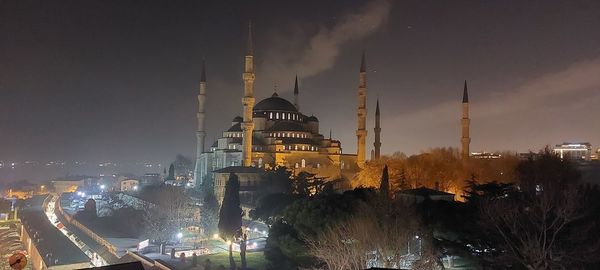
[242,23,256,167]
[294,75,299,110]
[373,98,381,160]
[461,80,471,160]
[193,60,207,186]
[356,51,367,168]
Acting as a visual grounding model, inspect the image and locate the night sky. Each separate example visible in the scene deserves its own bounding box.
[1,0,600,177]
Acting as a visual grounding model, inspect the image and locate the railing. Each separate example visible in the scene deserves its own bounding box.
[124,250,176,270]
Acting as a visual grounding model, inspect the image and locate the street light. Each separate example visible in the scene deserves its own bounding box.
[100,184,106,190]
[133,185,138,191]
[177,232,183,239]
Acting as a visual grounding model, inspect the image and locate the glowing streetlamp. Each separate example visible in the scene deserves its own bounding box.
[133,185,138,191]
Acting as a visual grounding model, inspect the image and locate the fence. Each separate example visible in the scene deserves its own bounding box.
[55,195,119,257]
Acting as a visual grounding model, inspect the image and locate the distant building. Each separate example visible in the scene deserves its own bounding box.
[591,148,600,160]
[120,179,139,192]
[518,152,539,160]
[51,179,84,194]
[395,187,455,203]
[553,142,592,161]
[471,152,502,159]
[213,166,265,206]
[140,173,161,186]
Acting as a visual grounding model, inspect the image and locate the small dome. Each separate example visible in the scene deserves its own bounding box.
[254,94,298,112]
[227,123,242,132]
[306,115,319,122]
[232,116,243,122]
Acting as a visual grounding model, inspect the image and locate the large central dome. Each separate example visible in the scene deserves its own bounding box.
[253,93,298,112]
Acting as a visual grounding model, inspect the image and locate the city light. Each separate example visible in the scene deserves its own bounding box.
[213,233,219,239]
[133,185,138,191]
[100,184,106,190]
[176,232,183,239]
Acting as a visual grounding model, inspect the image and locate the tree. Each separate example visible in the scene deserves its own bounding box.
[174,154,193,177]
[84,199,97,217]
[354,147,519,197]
[303,202,435,269]
[218,173,242,270]
[292,172,327,196]
[256,166,293,198]
[264,189,375,269]
[379,165,390,198]
[249,193,296,225]
[166,163,176,181]
[200,178,219,236]
[142,185,193,245]
[478,150,599,269]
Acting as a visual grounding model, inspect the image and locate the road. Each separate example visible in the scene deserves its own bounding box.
[43,194,110,266]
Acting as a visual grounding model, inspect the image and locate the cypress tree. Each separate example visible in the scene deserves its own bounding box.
[379,165,390,198]
[218,173,242,270]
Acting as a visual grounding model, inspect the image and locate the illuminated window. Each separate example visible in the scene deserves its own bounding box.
[282,113,286,120]
[301,159,306,168]
[258,158,263,168]
[295,145,298,150]
[276,112,279,119]
[295,162,299,168]
[269,112,273,119]
[302,145,305,150]
[317,163,320,168]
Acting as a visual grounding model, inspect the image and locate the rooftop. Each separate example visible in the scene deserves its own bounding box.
[213,166,265,174]
[254,94,298,112]
[20,195,89,267]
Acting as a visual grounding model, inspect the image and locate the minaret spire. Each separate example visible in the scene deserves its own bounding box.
[194,59,207,186]
[294,75,300,110]
[373,98,381,160]
[246,21,253,56]
[242,22,256,167]
[461,80,471,160]
[356,50,368,168]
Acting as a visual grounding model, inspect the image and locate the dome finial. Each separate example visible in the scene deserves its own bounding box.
[272,82,279,97]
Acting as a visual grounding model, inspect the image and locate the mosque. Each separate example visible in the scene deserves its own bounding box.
[191,25,472,203]
[191,24,381,191]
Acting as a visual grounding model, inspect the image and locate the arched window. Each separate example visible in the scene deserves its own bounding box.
[269,112,273,119]
[301,159,306,168]
[302,145,305,150]
[276,112,279,119]
[295,162,299,168]
[294,145,298,150]
[258,158,263,168]
[282,113,286,120]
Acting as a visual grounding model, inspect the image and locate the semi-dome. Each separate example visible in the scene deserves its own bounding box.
[253,92,298,112]
[306,115,319,122]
